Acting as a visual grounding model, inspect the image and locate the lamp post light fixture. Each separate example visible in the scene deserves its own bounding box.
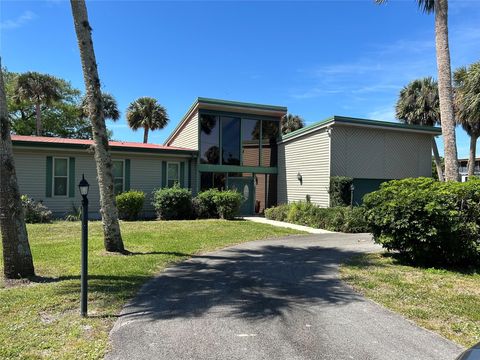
[78,174,89,317]
[350,183,355,208]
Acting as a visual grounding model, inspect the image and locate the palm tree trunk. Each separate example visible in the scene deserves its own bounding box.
[0,61,35,279]
[432,138,444,181]
[143,127,149,143]
[434,0,459,181]
[468,134,477,178]
[70,0,125,253]
[35,103,42,136]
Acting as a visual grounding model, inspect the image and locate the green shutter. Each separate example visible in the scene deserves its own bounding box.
[180,162,185,188]
[68,157,75,198]
[161,161,167,188]
[188,159,192,189]
[46,156,52,197]
[125,159,131,191]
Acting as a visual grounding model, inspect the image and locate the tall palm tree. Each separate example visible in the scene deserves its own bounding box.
[81,92,120,121]
[12,72,62,136]
[126,97,169,143]
[281,114,305,135]
[376,0,459,181]
[396,77,444,181]
[70,0,126,253]
[0,61,35,279]
[454,62,480,177]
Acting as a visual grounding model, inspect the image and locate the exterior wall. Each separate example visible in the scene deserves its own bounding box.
[277,128,331,207]
[13,146,193,218]
[330,125,433,179]
[168,112,199,150]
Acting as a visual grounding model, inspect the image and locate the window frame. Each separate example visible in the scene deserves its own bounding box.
[167,161,180,187]
[52,157,69,197]
[112,159,125,195]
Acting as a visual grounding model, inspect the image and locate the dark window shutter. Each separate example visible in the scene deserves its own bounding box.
[68,157,76,198]
[46,156,53,197]
[180,162,185,187]
[125,159,131,191]
[161,161,167,188]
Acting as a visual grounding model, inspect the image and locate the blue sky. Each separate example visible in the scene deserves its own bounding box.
[1,0,479,158]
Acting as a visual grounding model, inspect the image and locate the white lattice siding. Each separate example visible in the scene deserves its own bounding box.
[330,125,433,179]
[278,128,330,207]
[168,112,199,150]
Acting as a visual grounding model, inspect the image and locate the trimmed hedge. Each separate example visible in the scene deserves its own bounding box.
[194,189,219,219]
[21,195,52,223]
[213,190,243,220]
[363,177,480,267]
[152,185,192,220]
[116,190,145,220]
[329,176,353,207]
[265,201,368,233]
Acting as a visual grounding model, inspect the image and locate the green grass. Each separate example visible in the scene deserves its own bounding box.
[0,220,301,359]
[340,253,480,348]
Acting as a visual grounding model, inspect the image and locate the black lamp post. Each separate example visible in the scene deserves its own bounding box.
[350,183,355,208]
[78,174,90,317]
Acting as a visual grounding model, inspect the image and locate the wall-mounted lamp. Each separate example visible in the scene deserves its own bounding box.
[326,126,332,137]
[297,172,303,185]
[350,183,355,207]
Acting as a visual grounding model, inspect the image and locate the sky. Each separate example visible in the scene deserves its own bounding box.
[1,0,479,158]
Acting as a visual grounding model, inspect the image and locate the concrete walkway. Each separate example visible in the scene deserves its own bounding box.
[243,216,334,234]
[107,233,463,360]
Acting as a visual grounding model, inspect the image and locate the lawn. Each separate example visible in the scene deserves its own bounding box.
[0,220,301,359]
[341,253,480,348]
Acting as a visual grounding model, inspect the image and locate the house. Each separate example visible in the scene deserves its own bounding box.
[458,158,480,182]
[11,97,441,217]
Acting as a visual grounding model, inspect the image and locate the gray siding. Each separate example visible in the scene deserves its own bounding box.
[278,128,331,207]
[168,112,199,150]
[330,125,433,179]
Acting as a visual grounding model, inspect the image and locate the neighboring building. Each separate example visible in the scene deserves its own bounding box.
[458,158,480,182]
[11,97,441,217]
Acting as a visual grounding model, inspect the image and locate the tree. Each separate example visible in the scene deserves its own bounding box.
[81,92,120,122]
[70,0,126,253]
[376,0,459,181]
[12,71,62,136]
[396,77,444,181]
[281,114,305,135]
[0,61,35,279]
[454,62,480,177]
[126,97,169,143]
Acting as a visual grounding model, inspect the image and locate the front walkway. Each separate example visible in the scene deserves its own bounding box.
[242,216,334,234]
[107,234,463,360]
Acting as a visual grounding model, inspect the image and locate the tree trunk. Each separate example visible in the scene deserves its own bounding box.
[143,127,149,143]
[35,102,42,136]
[432,138,444,181]
[0,60,35,279]
[468,134,477,178]
[434,0,459,181]
[70,0,125,253]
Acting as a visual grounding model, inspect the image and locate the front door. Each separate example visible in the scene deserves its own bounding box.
[228,177,254,215]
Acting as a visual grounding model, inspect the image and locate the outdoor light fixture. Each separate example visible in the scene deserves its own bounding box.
[350,183,355,207]
[297,172,303,184]
[78,174,90,317]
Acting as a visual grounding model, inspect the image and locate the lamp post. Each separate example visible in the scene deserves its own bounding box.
[350,183,355,208]
[78,174,90,317]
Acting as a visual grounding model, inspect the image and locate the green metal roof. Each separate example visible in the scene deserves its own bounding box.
[281,115,442,141]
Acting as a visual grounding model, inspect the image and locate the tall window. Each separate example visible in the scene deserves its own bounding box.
[221,116,240,165]
[113,160,124,195]
[167,162,180,187]
[261,120,279,167]
[241,119,260,166]
[53,158,68,196]
[200,114,220,164]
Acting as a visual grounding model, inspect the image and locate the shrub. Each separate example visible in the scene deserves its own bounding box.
[212,190,243,220]
[329,176,353,207]
[194,189,219,219]
[21,195,53,223]
[64,204,82,222]
[116,190,145,220]
[265,204,290,222]
[363,177,480,267]
[152,185,192,220]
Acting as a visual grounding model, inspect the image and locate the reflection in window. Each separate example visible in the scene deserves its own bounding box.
[167,162,180,187]
[221,117,240,165]
[241,119,260,166]
[261,120,279,167]
[54,158,68,196]
[200,172,226,191]
[113,160,124,195]
[200,114,219,164]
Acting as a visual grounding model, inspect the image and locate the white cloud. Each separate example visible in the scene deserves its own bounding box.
[367,106,396,122]
[0,11,37,30]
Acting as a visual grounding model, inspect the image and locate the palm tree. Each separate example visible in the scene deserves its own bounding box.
[281,114,305,135]
[454,62,480,178]
[126,97,169,143]
[12,71,62,136]
[70,0,126,253]
[376,0,459,181]
[396,77,444,181]
[81,92,120,121]
[0,61,35,278]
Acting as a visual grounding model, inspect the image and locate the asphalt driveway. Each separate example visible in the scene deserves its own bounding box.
[107,233,463,360]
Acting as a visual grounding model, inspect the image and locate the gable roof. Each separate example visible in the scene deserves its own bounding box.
[280,115,442,143]
[11,135,196,155]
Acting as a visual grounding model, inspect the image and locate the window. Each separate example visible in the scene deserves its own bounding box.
[221,116,240,165]
[53,158,68,196]
[167,162,180,187]
[261,120,279,167]
[242,119,260,166]
[200,172,226,191]
[113,160,124,195]
[200,114,220,164]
